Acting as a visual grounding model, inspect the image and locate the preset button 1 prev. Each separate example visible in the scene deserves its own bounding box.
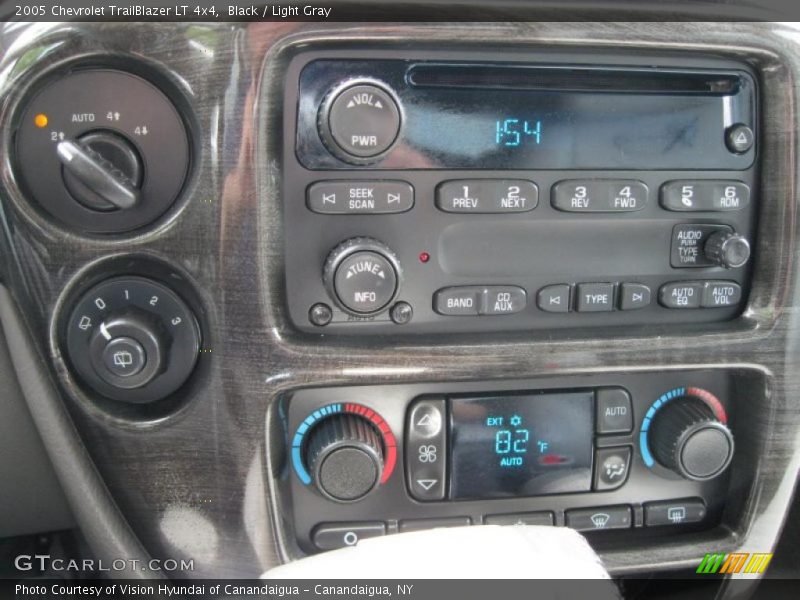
[436,180,538,213]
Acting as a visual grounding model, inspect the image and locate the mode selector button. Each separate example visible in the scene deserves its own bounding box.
[406,398,447,501]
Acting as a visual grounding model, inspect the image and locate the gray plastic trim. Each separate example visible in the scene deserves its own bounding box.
[0,284,159,579]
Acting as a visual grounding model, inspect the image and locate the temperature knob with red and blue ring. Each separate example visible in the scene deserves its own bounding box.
[640,386,734,481]
[292,403,397,502]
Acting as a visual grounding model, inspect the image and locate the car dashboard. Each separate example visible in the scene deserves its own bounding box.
[0,17,799,589]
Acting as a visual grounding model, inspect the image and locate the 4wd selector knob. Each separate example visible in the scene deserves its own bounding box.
[305,414,384,502]
[649,392,734,481]
[323,237,401,315]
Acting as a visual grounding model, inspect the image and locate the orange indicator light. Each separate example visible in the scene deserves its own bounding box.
[34,113,48,128]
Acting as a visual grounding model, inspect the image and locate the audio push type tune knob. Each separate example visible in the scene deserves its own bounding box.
[704,231,751,269]
[323,237,401,316]
[642,387,734,481]
[65,276,200,403]
[291,403,398,502]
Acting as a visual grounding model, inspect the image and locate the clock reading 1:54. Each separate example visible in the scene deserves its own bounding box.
[495,119,542,147]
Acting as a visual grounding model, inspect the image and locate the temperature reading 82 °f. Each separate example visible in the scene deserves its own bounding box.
[495,119,542,147]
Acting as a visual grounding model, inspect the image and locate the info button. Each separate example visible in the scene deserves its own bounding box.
[307,181,413,214]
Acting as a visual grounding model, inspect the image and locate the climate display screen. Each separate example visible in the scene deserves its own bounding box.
[449,392,594,499]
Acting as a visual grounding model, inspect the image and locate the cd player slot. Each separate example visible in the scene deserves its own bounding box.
[406,64,741,94]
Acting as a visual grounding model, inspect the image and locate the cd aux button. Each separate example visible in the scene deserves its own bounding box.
[436,180,538,213]
[552,180,648,212]
[434,286,526,316]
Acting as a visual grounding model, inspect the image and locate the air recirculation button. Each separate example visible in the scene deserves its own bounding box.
[65,276,200,404]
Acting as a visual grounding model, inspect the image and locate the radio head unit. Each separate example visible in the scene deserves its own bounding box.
[281,50,758,335]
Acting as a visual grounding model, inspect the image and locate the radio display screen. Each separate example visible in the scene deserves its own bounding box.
[449,392,594,499]
[297,60,756,170]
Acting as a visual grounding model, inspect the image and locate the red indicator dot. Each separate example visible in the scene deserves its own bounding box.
[419,252,430,263]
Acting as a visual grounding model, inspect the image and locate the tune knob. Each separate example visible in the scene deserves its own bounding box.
[704,231,751,268]
[323,237,401,315]
[649,391,734,481]
[318,79,402,164]
[305,414,385,502]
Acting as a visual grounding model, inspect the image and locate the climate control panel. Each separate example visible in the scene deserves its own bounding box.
[281,371,741,554]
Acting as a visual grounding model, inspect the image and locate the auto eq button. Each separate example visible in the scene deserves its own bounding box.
[307,181,413,214]
[659,281,703,309]
[436,180,538,213]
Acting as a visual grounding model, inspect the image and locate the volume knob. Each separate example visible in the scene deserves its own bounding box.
[650,395,734,481]
[318,79,402,164]
[323,237,401,316]
[305,414,385,502]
